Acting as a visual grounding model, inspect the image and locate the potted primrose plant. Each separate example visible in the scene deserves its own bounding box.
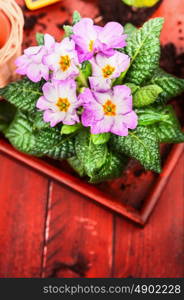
[0,11,183,184]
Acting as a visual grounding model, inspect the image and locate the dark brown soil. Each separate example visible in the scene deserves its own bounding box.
[98,0,163,26]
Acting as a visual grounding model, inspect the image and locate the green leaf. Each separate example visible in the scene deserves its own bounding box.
[72,11,81,25]
[124,83,140,94]
[133,84,162,107]
[111,126,161,173]
[136,106,170,126]
[91,133,111,145]
[61,123,82,135]
[5,110,75,159]
[34,128,75,159]
[151,106,184,143]
[122,0,160,8]
[67,156,86,177]
[32,111,50,130]
[0,78,43,113]
[89,152,125,183]
[77,61,92,88]
[0,101,16,133]
[63,25,73,37]
[124,23,137,35]
[5,110,37,154]
[150,68,184,103]
[36,33,44,45]
[125,18,164,85]
[75,130,108,177]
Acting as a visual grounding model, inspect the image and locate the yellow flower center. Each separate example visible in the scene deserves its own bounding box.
[102,64,115,78]
[103,100,116,116]
[56,97,70,112]
[89,40,94,52]
[59,55,71,72]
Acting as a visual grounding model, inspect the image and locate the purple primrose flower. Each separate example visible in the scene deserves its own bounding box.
[80,85,138,136]
[72,18,127,63]
[36,79,80,127]
[15,34,55,82]
[43,37,80,80]
[89,51,130,91]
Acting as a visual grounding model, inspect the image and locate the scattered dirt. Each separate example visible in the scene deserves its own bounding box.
[98,0,163,26]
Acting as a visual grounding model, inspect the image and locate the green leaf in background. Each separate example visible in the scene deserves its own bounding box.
[111,126,161,173]
[89,152,125,183]
[124,23,137,36]
[125,18,164,85]
[5,110,36,155]
[91,133,111,145]
[133,84,163,107]
[0,101,16,134]
[122,0,160,8]
[75,130,108,178]
[32,111,50,130]
[67,156,86,177]
[150,68,184,103]
[36,32,44,45]
[136,106,171,126]
[0,78,43,113]
[63,25,73,37]
[151,106,184,143]
[61,123,82,135]
[72,11,81,25]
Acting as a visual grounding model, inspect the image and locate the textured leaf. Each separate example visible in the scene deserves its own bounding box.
[67,156,86,177]
[0,78,43,113]
[36,33,44,45]
[72,11,81,25]
[75,130,108,177]
[150,68,184,103]
[6,110,75,159]
[133,84,162,107]
[111,126,161,172]
[136,106,171,126]
[5,111,36,154]
[125,18,164,85]
[89,152,125,183]
[34,128,75,159]
[122,0,160,8]
[91,133,111,145]
[151,106,184,143]
[0,101,16,133]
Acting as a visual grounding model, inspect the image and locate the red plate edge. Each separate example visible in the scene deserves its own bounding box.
[0,138,183,226]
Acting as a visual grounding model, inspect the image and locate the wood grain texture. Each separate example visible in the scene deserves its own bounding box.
[0,154,49,278]
[113,153,184,278]
[41,182,114,278]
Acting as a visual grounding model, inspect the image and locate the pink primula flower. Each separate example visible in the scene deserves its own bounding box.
[15,34,55,82]
[80,85,138,136]
[36,79,80,127]
[43,37,80,80]
[89,51,130,92]
[72,18,127,63]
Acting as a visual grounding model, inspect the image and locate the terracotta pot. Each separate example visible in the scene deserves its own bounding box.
[0,10,11,49]
[0,0,24,88]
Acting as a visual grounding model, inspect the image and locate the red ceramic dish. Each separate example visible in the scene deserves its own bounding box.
[0,0,183,226]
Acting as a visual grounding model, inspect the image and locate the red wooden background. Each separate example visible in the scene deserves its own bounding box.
[0,0,183,278]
